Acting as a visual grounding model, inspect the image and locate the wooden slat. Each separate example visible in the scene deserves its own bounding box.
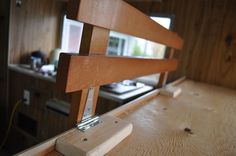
[67,0,183,50]
[157,48,175,87]
[57,54,178,93]
[68,25,110,124]
[79,24,110,55]
[69,90,88,127]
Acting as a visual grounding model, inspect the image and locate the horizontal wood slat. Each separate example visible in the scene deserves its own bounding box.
[56,53,178,93]
[67,0,183,50]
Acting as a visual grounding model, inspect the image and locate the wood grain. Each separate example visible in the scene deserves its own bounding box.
[107,80,236,156]
[79,24,110,55]
[17,80,236,155]
[45,151,63,156]
[9,0,66,64]
[160,85,182,98]
[8,70,71,153]
[67,0,183,50]
[56,115,133,156]
[68,25,109,124]
[16,129,75,156]
[107,89,160,117]
[128,0,236,89]
[157,48,175,87]
[57,54,178,92]
[69,90,88,127]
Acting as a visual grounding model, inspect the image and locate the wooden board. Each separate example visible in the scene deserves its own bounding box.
[56,115,133,156]
[160,85,182,98]
[79,24,110,55]
[57,54,178,92]
[15,79,236,155]
[16,129,75,156]
[157,48,175,87]
[107,80,236,155]
[67,0,183,50]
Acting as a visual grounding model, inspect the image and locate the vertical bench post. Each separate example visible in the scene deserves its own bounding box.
[157,48,175,88]
[68,24,109,128]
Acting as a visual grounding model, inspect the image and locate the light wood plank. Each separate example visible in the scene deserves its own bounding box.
[56,115,133,156]
[160,85,182,98]
[45,151,63,156]
[57,54,178,92]
[107,80,236,156]
[67,0,183,50]
[107,89,160,117]
[16,80,236,156]
[15,129,75,156]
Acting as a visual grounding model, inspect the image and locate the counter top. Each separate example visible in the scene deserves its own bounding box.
[8,64,56,83]
[19,79,236,156]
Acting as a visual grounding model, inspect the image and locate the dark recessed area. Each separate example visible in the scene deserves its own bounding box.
[17,113,37,137]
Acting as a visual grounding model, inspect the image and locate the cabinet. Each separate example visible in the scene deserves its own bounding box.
[7,68,71,154]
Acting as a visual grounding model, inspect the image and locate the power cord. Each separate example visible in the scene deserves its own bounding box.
[0,98,25,151]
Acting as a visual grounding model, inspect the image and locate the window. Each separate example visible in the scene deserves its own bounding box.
[61,15,84,53]
[107,15,173,59]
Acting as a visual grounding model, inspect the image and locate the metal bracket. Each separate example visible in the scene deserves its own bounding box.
[77,116,101,132]
[82,87,95,119]
[77,87,101,132]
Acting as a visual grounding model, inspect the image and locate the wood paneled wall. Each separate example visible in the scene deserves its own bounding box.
[127,0,236,89]
[0,0,10,132]
[9,0,66,64]
[7,70,71,154]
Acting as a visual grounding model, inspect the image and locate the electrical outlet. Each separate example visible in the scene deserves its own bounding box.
[23,90,30,105]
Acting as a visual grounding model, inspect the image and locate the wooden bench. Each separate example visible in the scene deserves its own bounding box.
[58,0,183,128]
[16,0,184,155]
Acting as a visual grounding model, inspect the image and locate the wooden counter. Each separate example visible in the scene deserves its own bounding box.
[17,79,236,155]
[8,64,56,83]
[107,80,236,155]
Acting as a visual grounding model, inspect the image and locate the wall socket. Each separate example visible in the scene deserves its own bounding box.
[23,90,30,105]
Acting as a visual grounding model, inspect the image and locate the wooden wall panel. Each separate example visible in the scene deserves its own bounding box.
[7,70,71,154]
[0,0,10,137]
[9,0,66,64]
[127,0,236,89]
